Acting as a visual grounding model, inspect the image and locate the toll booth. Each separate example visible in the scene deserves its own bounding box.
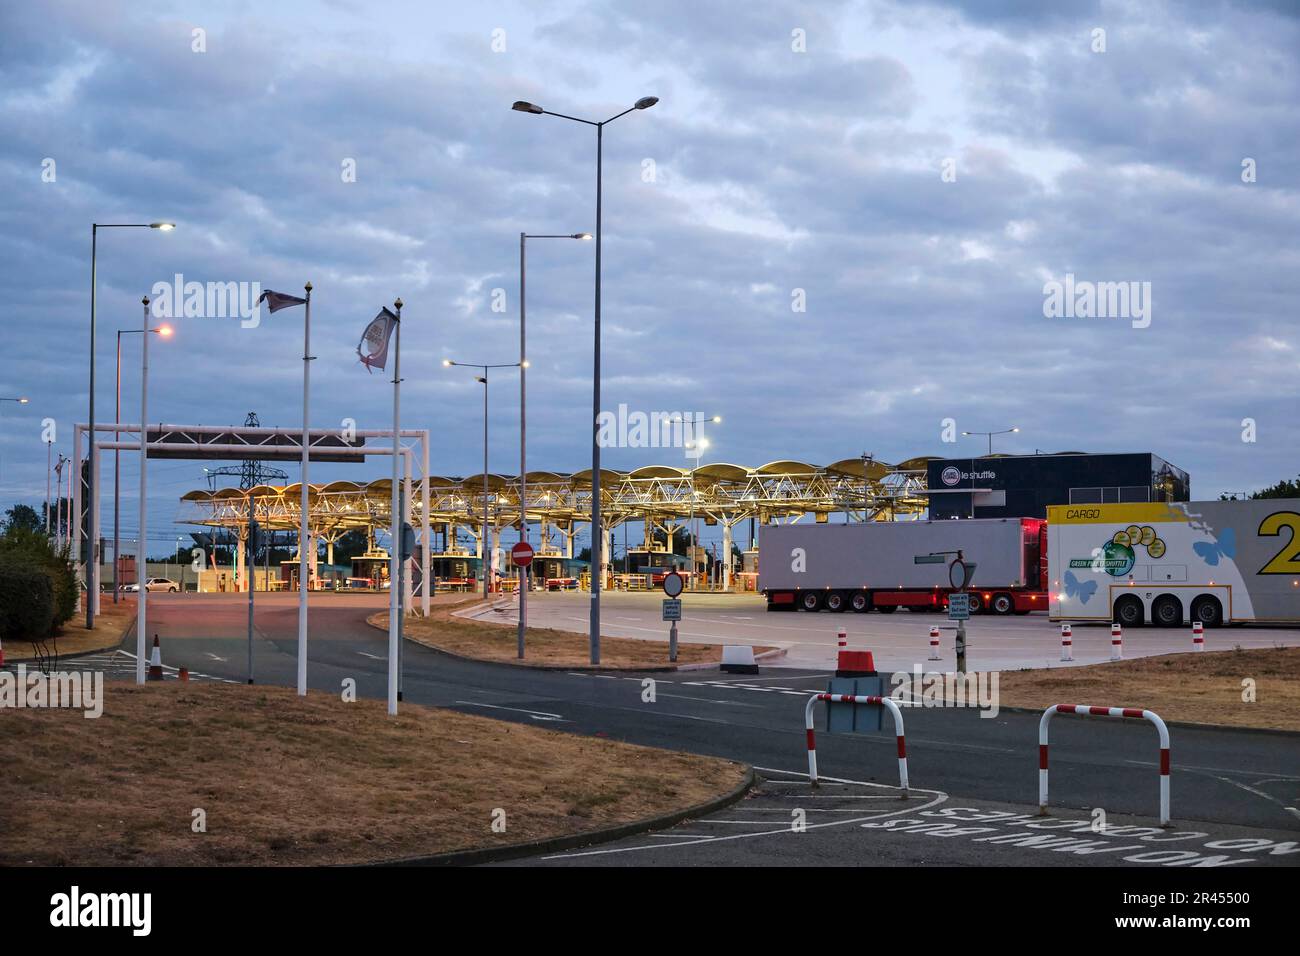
[348,550,392,590]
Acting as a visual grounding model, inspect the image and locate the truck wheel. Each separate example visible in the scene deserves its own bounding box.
[1114,595,1144,627]
[800,591,822,612]
[876,604,897,614]
[991,593,1014,615]
[850,591,871,613]
[825,591,847,613]
[1152,594,1183,627]
[1190,595,1223,628]
[966,594,982,613]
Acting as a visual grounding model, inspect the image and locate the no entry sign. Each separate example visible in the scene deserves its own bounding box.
[511,541,535,567]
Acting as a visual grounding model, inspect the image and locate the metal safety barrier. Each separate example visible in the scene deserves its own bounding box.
[804,693,909,796]
[1039,704,1171,826]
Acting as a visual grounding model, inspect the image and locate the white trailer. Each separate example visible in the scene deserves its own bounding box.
[1047,499,1300,626]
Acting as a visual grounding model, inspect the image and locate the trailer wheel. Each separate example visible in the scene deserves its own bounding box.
[799,591,822,612]
[825,591,848,613]
[1114,595,1144,627]
[1152,594,1183,627]
[850,591,871,613]
[991,593,1015,615]
[966,594,982,613]
[1190,595,1223,628]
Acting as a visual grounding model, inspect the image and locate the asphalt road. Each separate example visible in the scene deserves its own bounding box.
[496,590,1300,671]
[37,592,1300,867]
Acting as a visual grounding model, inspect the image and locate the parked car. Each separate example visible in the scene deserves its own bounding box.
[123,577,179,593]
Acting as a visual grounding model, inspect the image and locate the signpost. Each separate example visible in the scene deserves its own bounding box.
[512,541,534,659]
[917,550,976,675]
[662,572,684,661]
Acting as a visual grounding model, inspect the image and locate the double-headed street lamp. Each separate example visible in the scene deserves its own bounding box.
[512,94,658,665]
[0,396,30,485]
[962,426,1020,456]
[113,324,173,604]
[87,220,174,627]
[519,231,589,654]
[443,359,522,599]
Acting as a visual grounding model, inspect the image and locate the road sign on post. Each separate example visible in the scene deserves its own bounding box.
[511,541,534,567]
[947,592,971,620]
[662,572,684,660]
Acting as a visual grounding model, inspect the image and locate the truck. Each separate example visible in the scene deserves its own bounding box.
[759,517,1048,614]
[1047,499,1300,626]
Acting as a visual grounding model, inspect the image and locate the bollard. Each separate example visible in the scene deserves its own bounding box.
[1060,623,1073,662]
[179,667,189,683]
[928,625,941,661]
[1110,622,1123,661]
[1192,620,1204,652]
[837,627,847,651]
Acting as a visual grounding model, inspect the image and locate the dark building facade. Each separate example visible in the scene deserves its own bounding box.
[925,453,1190,520]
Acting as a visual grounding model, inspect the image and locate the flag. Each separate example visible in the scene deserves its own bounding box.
[357,307,399,372]
[256,289,307,312]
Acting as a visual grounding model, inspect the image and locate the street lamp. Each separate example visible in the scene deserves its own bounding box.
[512,94,658,665]
[680,414,722,590]
[0,396,29,485]
[444,359,522,599]
[113,324,174,604]
[962,426,1020,456]
[518,230,590,655]
[87,220,174,628]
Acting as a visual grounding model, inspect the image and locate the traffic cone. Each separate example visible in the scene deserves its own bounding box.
[147,634,164,681]
[928,625,941,661]
[1060,623,1073,662]
[1110,622,1123,661]
[1192,620,1204,652]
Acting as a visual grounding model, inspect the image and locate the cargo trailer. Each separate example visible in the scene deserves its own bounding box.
[759,518,1047,614]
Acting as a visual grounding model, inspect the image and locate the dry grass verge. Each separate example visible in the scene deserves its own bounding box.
[5,597,136,662]
[996,646,1300,732]
[373,600,772,669]
[0,682,748,866]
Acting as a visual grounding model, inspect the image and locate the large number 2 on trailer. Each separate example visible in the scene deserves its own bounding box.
[1258,512,1300,574]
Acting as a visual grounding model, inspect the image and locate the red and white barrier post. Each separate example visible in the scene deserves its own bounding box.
[805,693,909,796]
[928,625,941,661]
[837,627,847,651]
[1038,704,1170,826]
[1192,620,1204,652]
[1059,623,1073,662]
[1110,622,1123,661]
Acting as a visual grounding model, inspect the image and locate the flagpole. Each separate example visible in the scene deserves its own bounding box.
[136,296,150,685]
[298,281,313,697]
[388,298,403,716]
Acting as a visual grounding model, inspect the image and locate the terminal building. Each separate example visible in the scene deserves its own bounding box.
[925,452,1190,521]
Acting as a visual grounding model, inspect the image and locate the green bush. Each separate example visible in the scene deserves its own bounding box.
[0,559,56,643]
[0,525,77,638]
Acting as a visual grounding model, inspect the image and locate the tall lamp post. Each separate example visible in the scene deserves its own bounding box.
[512,94,658,664]
[680,414,722,589]
[0,396,30,486]
[87,220,174,628]
[114,324,173,603]
[443,359,521,599]
[519,231,590,652]
[962,426,1019,456]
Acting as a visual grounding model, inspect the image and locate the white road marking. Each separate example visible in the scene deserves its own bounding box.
[540,769,947,860]
[453,701,568,721]
[357,651,386,660]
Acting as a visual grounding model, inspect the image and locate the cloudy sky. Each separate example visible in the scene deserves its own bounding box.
[1,0,1297,555]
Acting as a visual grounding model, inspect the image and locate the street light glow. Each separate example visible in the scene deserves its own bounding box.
[150,222,176,231]
[156,325,174,338]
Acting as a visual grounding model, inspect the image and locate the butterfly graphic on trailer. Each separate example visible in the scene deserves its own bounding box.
[1193,527,1236,566]
[1063,570,1098,604]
